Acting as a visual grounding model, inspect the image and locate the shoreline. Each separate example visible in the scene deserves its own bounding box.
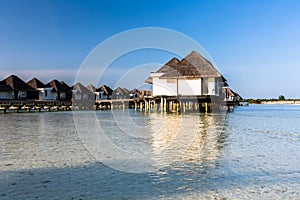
[260,100,300,105]
[248,100,300,105]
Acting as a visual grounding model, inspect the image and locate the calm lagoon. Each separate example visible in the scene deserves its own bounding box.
[0,104,299,199]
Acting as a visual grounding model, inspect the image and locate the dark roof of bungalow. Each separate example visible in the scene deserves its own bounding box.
[0,84,13,91]
[96,85,113,95]
[122,87,130,93]
[86,84,96,93]
[130,88,140,93]
[27,78,45,89]
[161,51,225,79]
[224,88,242,99]
[113,87,129,96]
[45,79,72,92]
[60,81,72,89]
[73,82,92,94]
[129,88,142,97]
[145,51,227,84]
[233,91,243,100]
[224,88,235,96]
[160,58,200,78]
[2,75,35,91]
[145,57,180,84]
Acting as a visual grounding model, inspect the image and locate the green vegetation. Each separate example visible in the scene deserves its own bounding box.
[245,97,300,104]
[278,95,285,101]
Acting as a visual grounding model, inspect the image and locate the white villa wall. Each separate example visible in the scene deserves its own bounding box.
[178,79,201,96]
[151,71,221,97]
[0,91,13,99]
[152,77,177,97]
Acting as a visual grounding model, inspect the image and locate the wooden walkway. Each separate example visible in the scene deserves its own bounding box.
[0,96,237,113]
[0,100,72,113]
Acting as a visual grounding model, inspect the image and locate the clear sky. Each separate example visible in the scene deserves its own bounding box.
[0,0,300,98]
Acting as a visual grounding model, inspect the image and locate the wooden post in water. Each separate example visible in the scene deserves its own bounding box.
[194,102,198,111]
[140,101,143,111]
[145,101,148,111]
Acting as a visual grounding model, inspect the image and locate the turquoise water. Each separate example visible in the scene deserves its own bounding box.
[0,104,299,199]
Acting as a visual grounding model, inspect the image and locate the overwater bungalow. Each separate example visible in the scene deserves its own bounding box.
[147,51,227,97]
[129,88,142,99]
[145,51,228,112]
[86,84,97,100]
[0,75,36,100]
[27,77,48,100]
[72,82,94,101]
[96,85,113,100]
[45,79,72,101]
[223,87,237,102]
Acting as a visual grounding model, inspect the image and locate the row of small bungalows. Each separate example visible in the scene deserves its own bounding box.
[0,50,244,112]
[0,75,149,102]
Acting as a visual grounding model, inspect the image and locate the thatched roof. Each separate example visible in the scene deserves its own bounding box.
[122,87,130,93]
[27,78,45,89]
[2,75,35,91]
[184,51,223,77]
[113,87,128,96]
[145,57,180,84]
[129,88,142,98]
[224,88,243,100]
[224,88,235,97]
[145,51,227,84]
[86,84,96,93]
[73,82,92,94]
[161,58,200,78]
[161,51,226,79]
[233,91,243,100]
[45,79,72,92]
[96,85,113,95]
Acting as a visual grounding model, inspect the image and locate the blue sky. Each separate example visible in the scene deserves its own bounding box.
[0,0,300,98]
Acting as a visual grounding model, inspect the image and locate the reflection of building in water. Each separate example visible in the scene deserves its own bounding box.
[187,114,226,164]
[149,113,227,166]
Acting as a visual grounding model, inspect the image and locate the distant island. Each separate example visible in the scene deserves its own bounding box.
[245,95,300,104]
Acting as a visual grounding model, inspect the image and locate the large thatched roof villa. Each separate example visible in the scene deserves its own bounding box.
[146,51,228,98]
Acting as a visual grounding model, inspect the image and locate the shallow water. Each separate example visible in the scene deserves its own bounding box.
[0,104,299,199]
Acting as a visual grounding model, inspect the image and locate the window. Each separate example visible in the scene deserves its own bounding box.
[45,90,48,97]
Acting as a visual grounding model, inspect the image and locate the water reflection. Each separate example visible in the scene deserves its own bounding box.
[149,112,227,169]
